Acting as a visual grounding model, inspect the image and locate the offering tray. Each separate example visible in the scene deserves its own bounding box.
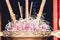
[0,30,60,40]
[0,31,52,40]
[1,31,51,37]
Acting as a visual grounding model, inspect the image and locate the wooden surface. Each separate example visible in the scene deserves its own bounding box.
[6,37,48,40]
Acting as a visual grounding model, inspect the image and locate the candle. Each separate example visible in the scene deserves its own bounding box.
[37,0,46,18]
[5,0,16,22]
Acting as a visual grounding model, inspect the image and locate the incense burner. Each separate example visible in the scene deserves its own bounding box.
[0,0,60,40]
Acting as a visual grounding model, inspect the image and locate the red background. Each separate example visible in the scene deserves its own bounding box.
[58,0,60,40]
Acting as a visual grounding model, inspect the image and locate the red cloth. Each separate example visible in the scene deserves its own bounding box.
[59,0,60,18]
[58,0,60,40]
[58,0,60,30]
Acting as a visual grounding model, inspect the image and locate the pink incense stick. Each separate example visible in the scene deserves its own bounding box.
[18,2,23,18]
[37,0,46,18]
[25,0,29,19]
[5,0,16,22]
[30,2,33,17]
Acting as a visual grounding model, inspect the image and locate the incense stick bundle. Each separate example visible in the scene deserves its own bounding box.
[37,0,46,18]
[5,0,16,22]
[18,2,23,18]
[25,0,29,19]
[30,2,33,17]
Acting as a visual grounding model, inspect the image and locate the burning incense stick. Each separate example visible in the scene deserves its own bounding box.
[30,2,33,17]
[5,0,16,22]
[37,0,46,18]
[25,0,29,19]
[18,2,23,18]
